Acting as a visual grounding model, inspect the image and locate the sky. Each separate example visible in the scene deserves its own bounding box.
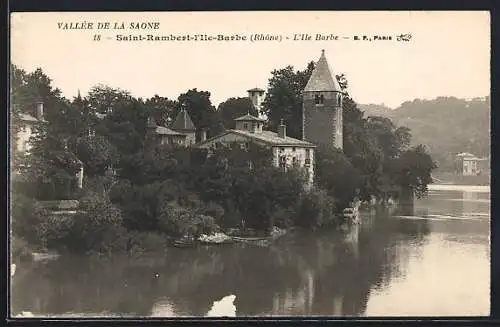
[11,11,490,109]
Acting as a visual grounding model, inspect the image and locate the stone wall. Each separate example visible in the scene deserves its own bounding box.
[302,91,343,150]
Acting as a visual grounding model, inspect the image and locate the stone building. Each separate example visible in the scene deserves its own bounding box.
[302,50,343,150]
[170,108,197,145]
[455,152,485,176]
[146,109,197,147]
[197,113,316,188]
[247,87,266,119]
[14,101,47,154]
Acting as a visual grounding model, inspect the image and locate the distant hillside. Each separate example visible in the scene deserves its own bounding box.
[358,103,394,118]
[358,97,490,171]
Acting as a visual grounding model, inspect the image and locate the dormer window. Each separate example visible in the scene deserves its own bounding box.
[315,93,324,105]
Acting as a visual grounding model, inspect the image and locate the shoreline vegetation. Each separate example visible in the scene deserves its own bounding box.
[11,63,437,262]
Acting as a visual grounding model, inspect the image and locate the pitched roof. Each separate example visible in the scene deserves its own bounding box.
[19,113,38,122]
[171,109,196,131]
[456,152,476,157]
[155,126,187,136]
[304,50,341,92]
[247,87,265,93]
[19,113,47,123]
[199,129,316,148]
[234,113,266,122]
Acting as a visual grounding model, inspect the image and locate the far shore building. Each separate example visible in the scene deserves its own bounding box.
[197,113,316,188]
[455,152,488,176]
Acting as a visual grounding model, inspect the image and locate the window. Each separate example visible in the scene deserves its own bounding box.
[279,155,287,168]
[243,123,248,130]
[292,147,296,152]
[315,93,324,105]
[337,94,342,106]
[292,157,299,167]
[306,149,311,159]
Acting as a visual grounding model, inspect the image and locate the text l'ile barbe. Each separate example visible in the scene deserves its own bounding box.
[57,21,160,30]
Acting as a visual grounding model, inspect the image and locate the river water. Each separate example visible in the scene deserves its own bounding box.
[11,185,490,317]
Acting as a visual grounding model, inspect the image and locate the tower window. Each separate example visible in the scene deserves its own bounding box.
[315,94,324,105]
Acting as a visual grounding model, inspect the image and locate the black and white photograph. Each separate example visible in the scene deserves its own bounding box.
[9,11,490,318]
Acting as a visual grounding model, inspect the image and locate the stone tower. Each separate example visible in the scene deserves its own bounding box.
[247,87,266,119]
[302,50,343,150]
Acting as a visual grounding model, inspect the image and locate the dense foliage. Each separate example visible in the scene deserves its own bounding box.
[11,60,436,256]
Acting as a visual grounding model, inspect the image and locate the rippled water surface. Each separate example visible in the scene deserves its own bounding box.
[11,185,490,317]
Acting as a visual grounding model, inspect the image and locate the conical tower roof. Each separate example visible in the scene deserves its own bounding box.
[171,108,196,131]
[304,50,341,92]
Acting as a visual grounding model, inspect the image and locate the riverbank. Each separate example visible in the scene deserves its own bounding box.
[428,184,490,193]
[433,171,490,186]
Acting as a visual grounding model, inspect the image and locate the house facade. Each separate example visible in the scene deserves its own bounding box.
[170,108,197,145]
[146,109,197,147]
[197,114,316,188]
[455,152,487,176]
[14,101,47,154]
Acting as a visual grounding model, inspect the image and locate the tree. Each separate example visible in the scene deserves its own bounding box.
[366,116,411,160]
[12,66,82,200]
[217,97,257,129]
[176,89,221,139]
[261,62,315,138]
[315,145,363,209]
[145,95,178,127]
[391,145,437,199]
[76,135,119,176]
[86,84,133,114]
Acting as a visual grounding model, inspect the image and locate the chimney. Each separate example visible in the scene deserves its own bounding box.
[35,101,44,120]
[201,129,207,142]
[278,119,286,138]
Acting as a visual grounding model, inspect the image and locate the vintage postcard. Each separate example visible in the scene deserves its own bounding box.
[10,11,490,318]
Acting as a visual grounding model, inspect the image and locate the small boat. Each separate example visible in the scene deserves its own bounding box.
[173,236,197,248]
[230,236,271,246]
[198,232,234,245]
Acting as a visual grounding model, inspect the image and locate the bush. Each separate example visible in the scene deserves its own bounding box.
[296,189,337,229]
[11,192,49,247]
[11,236,33,261]
[202,201,225,226]
[126,231,168,254]
[37,213,75,251]
[157,203,218,237]
[270,206,297,229]
[64,195,128,254]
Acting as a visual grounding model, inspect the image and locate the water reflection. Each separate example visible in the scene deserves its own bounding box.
[11,189,489,317]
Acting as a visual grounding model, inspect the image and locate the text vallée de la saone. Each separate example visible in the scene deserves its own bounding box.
[57,21,161,30]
